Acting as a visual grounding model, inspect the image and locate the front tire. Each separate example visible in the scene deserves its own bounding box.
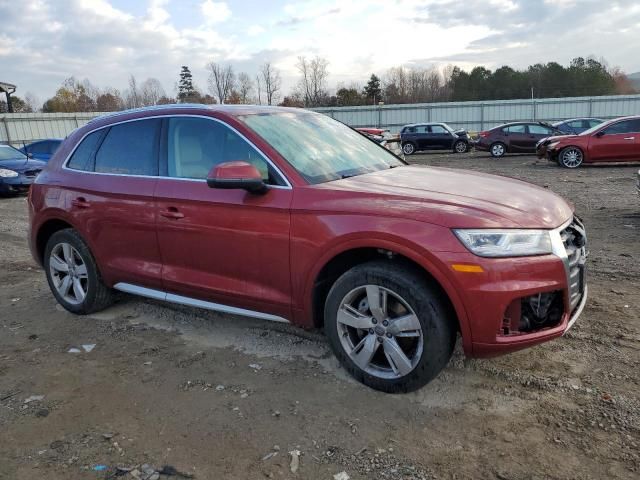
[558,147,583,168]
[324,261,455,393]
[44,229,114,315]
[453,140,468,153]
[490,142,506,158]
[402,142,416,155]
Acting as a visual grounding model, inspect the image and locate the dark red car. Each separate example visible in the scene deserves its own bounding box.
[28,105,587,393]
[475,122,562,157]
[537,116,640,168]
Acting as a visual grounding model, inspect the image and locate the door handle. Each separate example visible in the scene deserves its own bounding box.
[71,197,91,209]
[160,207,184,220]
[623,137,635,140]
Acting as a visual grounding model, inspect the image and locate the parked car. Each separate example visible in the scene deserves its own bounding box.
[29,105,587,393]
[537,116,640,168]
[0,144,46,196]
[475,122,563,157]
[552,118,603,135]
[400,123,471,155]
[19,139,62,162]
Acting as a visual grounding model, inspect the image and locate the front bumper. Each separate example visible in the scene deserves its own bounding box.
[0,174,36,194]
[443,217,588,357]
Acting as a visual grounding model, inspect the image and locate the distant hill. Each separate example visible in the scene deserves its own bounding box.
[628,72,640,90]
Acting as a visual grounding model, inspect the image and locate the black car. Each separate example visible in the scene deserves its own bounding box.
[0,144,46,196]
[552,118,603,135]
[400,123,471,155]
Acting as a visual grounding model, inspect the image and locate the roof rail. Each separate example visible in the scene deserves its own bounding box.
[88,104,209,123]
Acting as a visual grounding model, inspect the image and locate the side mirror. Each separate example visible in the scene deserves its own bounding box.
[206,161,268,194]
[595,130,605,137]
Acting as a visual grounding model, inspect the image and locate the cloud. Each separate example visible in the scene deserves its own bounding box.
[247,25,265,36]
[200,0,232,24]
[1,0,639,104]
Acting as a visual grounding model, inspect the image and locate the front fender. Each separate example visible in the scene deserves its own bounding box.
[291,214,472,352]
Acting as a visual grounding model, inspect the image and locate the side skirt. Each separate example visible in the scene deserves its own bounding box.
[113,282,290,323]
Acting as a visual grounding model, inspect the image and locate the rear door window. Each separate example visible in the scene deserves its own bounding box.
[94,119,161,175]
[67,130,106,171]
[504,125,526,134]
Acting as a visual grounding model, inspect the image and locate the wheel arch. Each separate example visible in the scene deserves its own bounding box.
[34,217,76,266]
[306,240,472,351]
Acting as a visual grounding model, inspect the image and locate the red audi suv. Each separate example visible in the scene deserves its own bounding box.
[28,105,588,393]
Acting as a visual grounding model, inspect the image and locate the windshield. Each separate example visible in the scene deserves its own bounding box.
[0,145,27,161]
[579,120,607,136]
[238,111,405,184]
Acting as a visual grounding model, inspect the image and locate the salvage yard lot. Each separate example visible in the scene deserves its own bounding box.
[1,152,639,479]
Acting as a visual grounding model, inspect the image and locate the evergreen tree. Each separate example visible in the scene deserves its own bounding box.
[177,66,196,102]
[363,74,382,103]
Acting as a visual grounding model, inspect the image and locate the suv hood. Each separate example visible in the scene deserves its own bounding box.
[328,165,573,229]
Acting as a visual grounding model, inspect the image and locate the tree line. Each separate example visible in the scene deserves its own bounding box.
[1,56,636,113]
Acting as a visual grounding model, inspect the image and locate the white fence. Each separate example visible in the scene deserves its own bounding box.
[2,94,640,146]
[315,94,640,133]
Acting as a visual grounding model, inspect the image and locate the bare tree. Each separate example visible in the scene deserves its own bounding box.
[255,75,262,104]
[125,75,141,109]
[24,92,40,112]
[237,72,254,104]
[140,78,166,106]
[260,62,282,105]
[296,56,329,107]
[207,62,236,104]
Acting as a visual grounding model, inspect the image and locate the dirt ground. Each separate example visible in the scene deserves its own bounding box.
[1,152,639,480]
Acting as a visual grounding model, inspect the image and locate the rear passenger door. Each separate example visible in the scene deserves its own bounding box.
[64,118,163,289]
[414,125,430,150]
[154,116,292,319]
[503,124,529,152]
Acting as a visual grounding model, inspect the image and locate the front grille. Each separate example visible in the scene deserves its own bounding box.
[560,217,587,311]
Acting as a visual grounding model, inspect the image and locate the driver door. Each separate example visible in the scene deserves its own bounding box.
[589,119,640,162]
[154,116,293,319]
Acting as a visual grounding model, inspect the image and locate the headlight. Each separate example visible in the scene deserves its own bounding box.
[0,168,19,178]
[454,229,552,257]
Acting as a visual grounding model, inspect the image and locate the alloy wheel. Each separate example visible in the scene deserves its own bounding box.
[561,148,583,168]
[402,143,415,155]
[491,143,505,157]
[49,242,88,305]
[336,285,423,379]
[455,141,467,153]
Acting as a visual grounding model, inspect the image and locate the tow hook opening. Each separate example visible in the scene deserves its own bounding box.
[501,291,564,335]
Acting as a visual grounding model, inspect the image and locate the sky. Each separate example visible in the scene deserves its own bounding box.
[1,0,639,104]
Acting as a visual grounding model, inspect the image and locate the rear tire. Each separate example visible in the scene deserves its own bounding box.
[402,142,416,155]
[558,147,583,168]
[324,260,455,393]
[44,228,114,315]
[453,140,468,153]
[490,142,506,158]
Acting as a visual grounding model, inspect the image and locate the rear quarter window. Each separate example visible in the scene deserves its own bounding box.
[67,130,106,171]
